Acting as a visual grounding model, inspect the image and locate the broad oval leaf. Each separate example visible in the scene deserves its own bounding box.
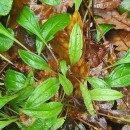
[17,6,41,37]
[0,0,13,16]
[59,73,73,95]
[0,28,14,51]
[23,102,63,119]
[40,0,61,6]
[105,64,130,87]
[109,49,130,68]
[18,49,50,70]
[87,77,110,89]
[69,23,83,65]
[60,60,69,76]
[0,94,18,109]
[0,119,17,130]
[80,83,95,116]
[90,88,124,101]
[74,0,82,11]
[25,78,60,108]
[36,13,70,54]
[5,69,26,91]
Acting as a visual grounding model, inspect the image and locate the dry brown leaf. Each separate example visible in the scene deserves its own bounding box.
[93,0,121,10]
[94,9,130,31]
[107,30,130,51]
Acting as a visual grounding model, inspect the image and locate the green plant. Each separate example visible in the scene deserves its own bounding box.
[0,0,130,129]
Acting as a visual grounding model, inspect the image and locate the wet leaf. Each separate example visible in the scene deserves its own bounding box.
[17,6,41,38]
[5,69,27,91]
[25,78,60,108]
[0,0,13,16]
[90,88,123,101]
[80,83,95,116]
[40,0,61,6]
[69,23,83,65]
[105,64,130,87]
[96,24,113,41]
[0,28,14,52]
[60,60,69,76]
[87,77,110,89]
[36,13,70,54]
[28,117,56,130]
[18,49,50,70]
[109,49,130,67]
[23,102,63,119]
[0,94,17,109]
[0,119,17,130]
[51,117,65,130]
[59,73,73,95]
[74,0,82,10]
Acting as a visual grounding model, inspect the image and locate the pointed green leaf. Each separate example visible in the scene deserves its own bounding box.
[69,23,83,65]
[59,73,73,95]
[60,60,69,76]
[51,117,65,130]
[36,13,70,54]
[105,64,130,87]
[96,24,113,42]
[0,28,14,52]
[90,89,124,101]
[40,0,61,6]
[109,49,130,68]
[80,83,95,116]
[87,77,110,89]
[25,78,60,108]
[0,119,17,130]
[18,49,50,70]
[17,6,41,38]
[0,94,18,109]
[74,0,82,10]
[5,69,27,91]
[0,0,13,16]
[23,102,63,119]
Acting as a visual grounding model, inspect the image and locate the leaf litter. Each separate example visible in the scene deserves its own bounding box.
[1,0,130,130]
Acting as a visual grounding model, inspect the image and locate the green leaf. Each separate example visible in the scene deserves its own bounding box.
[60,60,69,76]
[40,0,61,6]
[0,94,18,109]
[0,23,28,50]
[108,49,130,68]
[0,119,17,130]
[74,0,82,10]
[96,24,113,42]
[0,0,13,16]
[105,64,130,87]
[18,49,50,70]
[80,83,95,116]
[90,88,124,101]
[28,117,56,130]
[5,69,27,91]
[0,28,14,52]
[51,117,65,130]
[69,23,83,65]
[118,0,130,18]
[58,73,73,95]
[25,78,60,108]
[87,77,110,89]
[36,13,70,54]
[17,6,41,38]
[23,102,63,119]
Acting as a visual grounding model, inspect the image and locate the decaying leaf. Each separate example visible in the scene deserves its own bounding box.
[93,0,121,10]
[94,9,130,31]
